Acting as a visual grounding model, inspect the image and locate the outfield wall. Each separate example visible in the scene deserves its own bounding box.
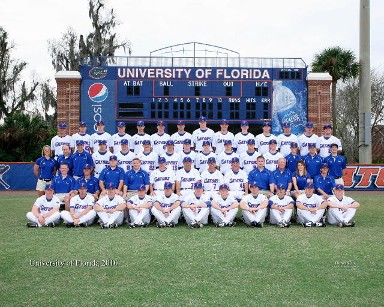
[1,162,384,191]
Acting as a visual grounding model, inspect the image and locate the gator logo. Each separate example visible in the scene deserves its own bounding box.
[89,67,108,79]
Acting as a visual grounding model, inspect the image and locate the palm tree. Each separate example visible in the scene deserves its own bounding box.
[311,47,359,133]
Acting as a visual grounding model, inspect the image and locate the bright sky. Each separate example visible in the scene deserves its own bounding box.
[2,0,384,84]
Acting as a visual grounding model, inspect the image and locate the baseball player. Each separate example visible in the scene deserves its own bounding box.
[233,121,255,155]
[212,119,235,154]
[74,164,100,201]
[263,139,284,172]
[255,122,276,155]
[131,120,150,155]
[296,182,328,227]
[149,157,175,197]
[319,124,342,158]
[268,183,295,228]
[171,120,192,153]
[34,145,57,196]
[323,143,347,185]
[51,122,73,157]
[51,163,76,211]
[26,184,61,227]
[210,183,239,227]
[175,156,201,198]
[216,140,239,175]
[61,181,97,227]
[177,139,197,168]
[150,120,171,155]
[239,139,258,174]
[98,155,125,196]
[91,140,112,178]
[161,140,181,174]
[181,182,210,228]
[56,144,74,176]
[269,158,293,195]
[297,122,319,156]
[314,163,336,200]
[195,140,216,174]
[72,140,94,179]
[201,157,224,200]
[137,139,159,173]
[285,142,303,173]
[239,182,268,227]
[72,121,92,153]
[224,157,248,200]
[303,143,323,178]
[247,155,273,197]
[151,181,181,227]
[115,139,135,172]
[123,158,150,199]
[94,182,126,228]
[110,121,132,154]
[90,120,112,153]
[191,116,215,152]
[277,122,298,157]
[327,184,360,227]
[127,184,153,228]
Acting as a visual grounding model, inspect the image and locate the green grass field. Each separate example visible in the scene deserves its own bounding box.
[1,192,383,306]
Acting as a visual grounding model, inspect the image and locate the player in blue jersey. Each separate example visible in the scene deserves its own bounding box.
[99,155,125,196]
[314,163,336,200]
[72,140,94,179]
[285,142,302,173]
[324,143,347,185]
[303,143,323,178]
[51,163,76,211]
[291,160,311,199]
[123,158,150,199]
[270,158,292,195]
[56,144,74,176]
[74,164,100,201]
[34,145,57,197]
[248,155,273,197]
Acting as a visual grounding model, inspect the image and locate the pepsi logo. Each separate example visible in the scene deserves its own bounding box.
[88,83,108,103]
[89,67,108,79]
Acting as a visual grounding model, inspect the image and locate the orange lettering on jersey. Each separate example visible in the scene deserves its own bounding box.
[344,166,357,188]
[355,167,380,188]
[374,167,384,188]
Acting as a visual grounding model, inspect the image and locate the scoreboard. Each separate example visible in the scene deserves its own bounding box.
[81,65,307,135]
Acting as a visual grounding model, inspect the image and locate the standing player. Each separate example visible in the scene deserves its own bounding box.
[26,184,61,227]
[181,182,210,228]
[319,124,342,158]
[149,157,175,197]
[303,143,323,179]
[195,140,216,174]
[324,143,347,185]
[223,157,248,201]
[94,182,126,228]
[178,139,197,168]
[285,142,302,173]
[92,140,112,178]
[115,139,135,172]
[72,121,92,153]
[98,155,125,196]
[240,139,258,174]
[298,122,319,156]
[171,120,192,153]
[57,144,74,176]
[110,122,132,154]
[277,122,298,157]
[233,121,255,155]
[239,182,268,227]
[201,157,224,200]
[216,140,239,175]
[161,140,181,174]
[255,122,276,155]
[210,184,239,227]
[212,119,234,154]
[61,182,96,227]
[263,139,284,172]
[90,120,112,153]
[34,145,57,197]
[131,120,150,155]
[175,156,201,198]
[137,140,159,173]
[327,184,360,227]
[51,122,73,157]
[191,116,215,152]
[72,140,93,179]
[268,184,295,228]
[151,120,171,155]
[127,184,153,228]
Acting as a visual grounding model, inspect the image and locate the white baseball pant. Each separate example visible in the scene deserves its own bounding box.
[151,206,181,224]
[182,207,210,225]
[296,208,325,224]
[129,208,151,224]
[97,211,124,226]
[327,208,356,225]
[211,207,238,224]
[242,208,268,225]
[61,210,96,225]
[269,208,293,224]
[26,211,61,227]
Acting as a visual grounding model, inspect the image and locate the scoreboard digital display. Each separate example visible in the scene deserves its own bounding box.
[81,65,307,135]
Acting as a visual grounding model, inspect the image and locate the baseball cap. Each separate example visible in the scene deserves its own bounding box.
[308,143,316,148]
[177,120,185,125]
[45,184,54,191]
[290,142,298,148]
[221,119,228,125]
[106,182,115,189]
[269,139,277,145]
[305,182,314,189]
[262,121,271,127]
[320,163,329,169]
[183,139,191,144]
[247,139,255,145]
[76,140,84,145]
[58,123,67,129]
[249,181,259,188]
[194,182,203,189]
[164,181,173,189]
[198,116,207,122]
[79,121,87,127]
[335,184,345,190]
[330,143,339,148]
[83,164,92,169]
[109,155,118,161]
[137,120,145,126]
[241,121,249,126]
[166,140,174,146]
[78,182,87,189]
[207,157,216,164]
[158,157,166,163]
[323,123,332,129]
[202,140,211,146]
[276,183,285,190]
[117,121,125,127]
[121,139,129,145]
[231,157,240,163]
[305,122,314,128]
[183,156,192,163]
[96,120,105,126]
[157,120,165,126]
[219,183,229,190]
[224,140,232,145]
[138,184,146,191]
[142,140,151,145]
[98,140,107,145]
[283,122,291,128]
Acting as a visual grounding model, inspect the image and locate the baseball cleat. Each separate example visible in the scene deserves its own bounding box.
[65,223,74,228]
[315,221,326,227]
[79,223,88,227]
[227,221,236,227]
[128,223,136,228]
[109,223,118,228]
[168,222,176,228]
[100,223,108,229]
[45,222,55,228]
[302,222,312,228]
[337,222,344,227]
[256,222,264,228]
[198,223,204,228]
[344,221,355,227]
[277,221,285,228]
[216,222,225,227]
[251,221,258,227]
[26,222,38,228]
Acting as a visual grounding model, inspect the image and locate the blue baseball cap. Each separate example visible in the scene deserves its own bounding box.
[231,157,240,163]
[207,157,216,163]
[308,143,316,148]
[330,143,339,148]
[241,121,249,126]
[106,182,115,189]
[83,164,92,169]
[142,140,151,145]
[335,184,345,190]
[276,183,285,190]
[117,121,125,127]
[269,139,277,145]
[45,184,54,191]
[224,140,232,145]
[138,184,146,191]
[202,140,211,146]
[283,122,291,127]
[321,163,329,169]
[137,120,145,126]
[323,123,332,129]
[177,120,185,125]
[164,182,173,189]
[305,182,314,189]
[183,139,191,144]
[96,120,105,126]
[121,139,129,145]
[194,182,203,189]
[290,142,298,148]
[158,157,166,163]
[98,140,107,145]
[247,139,255,145]
[79,121,87,127]
[166,140,174,146]
[219,183,229,190]
[78,182,87,189]
[199,116,207,122]
[262,121,271,127]
[58,123,67,129]
[157,120,166,126]
[249,181,259,188]
[305,122,314,128]
[109,155,118,161]
[183,156,192,163]
[76,140,84,145]
[221,119,228,125]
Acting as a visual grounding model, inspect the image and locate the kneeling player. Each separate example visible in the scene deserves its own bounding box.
[61,182,96,227]
[26,184,61,227]
[269,184,295,228]
[327,184,360,227]
[296,182,328,227]
[210,184,239,227]
[151,181,181,227]
[181,182,210,228]
[239,182,268,227]
[127,184,153,228]
[94,183,126,228]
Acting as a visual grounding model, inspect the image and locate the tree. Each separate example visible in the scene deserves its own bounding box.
[0,27,39,121]
[311,47,359,134]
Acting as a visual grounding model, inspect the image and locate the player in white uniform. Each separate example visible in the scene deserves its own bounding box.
[181,182,210,228]
[268,183,295,227]
[26,184,61,227]
[127,184,153,227]
[191,116,215,152]
[72,121,92,153]
[94,182,126,228]
[90,120,112,153]
[149,157,175,197]
[51,122,74,157]
[92,140,112,178]
[131,121,151,155]
[115,139,135,172]
[110,122,132,154]
[234,121,255,155]
[255,122,276,155]
[161,140,181,174]
[151,120,171,155]
[178,139,197,168]
[61,182,96,227]
[137,140,158,173]
[195,141,216,174]
[277,122,298,157]
[239,139,258,174]
[318,123,343,158]
[224,157,249,200]
[201,157,224,200]
[151,181,181,227]
[212,119,235,154]
[171,120,192,153]
[239,182,268,227]
[216,140,239,175]
[297,122,320,156]
[326,184,360,227]
[210,184,239,227]
[175,156,201,198]
[263,139,284,172]
[296,182,328,227]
